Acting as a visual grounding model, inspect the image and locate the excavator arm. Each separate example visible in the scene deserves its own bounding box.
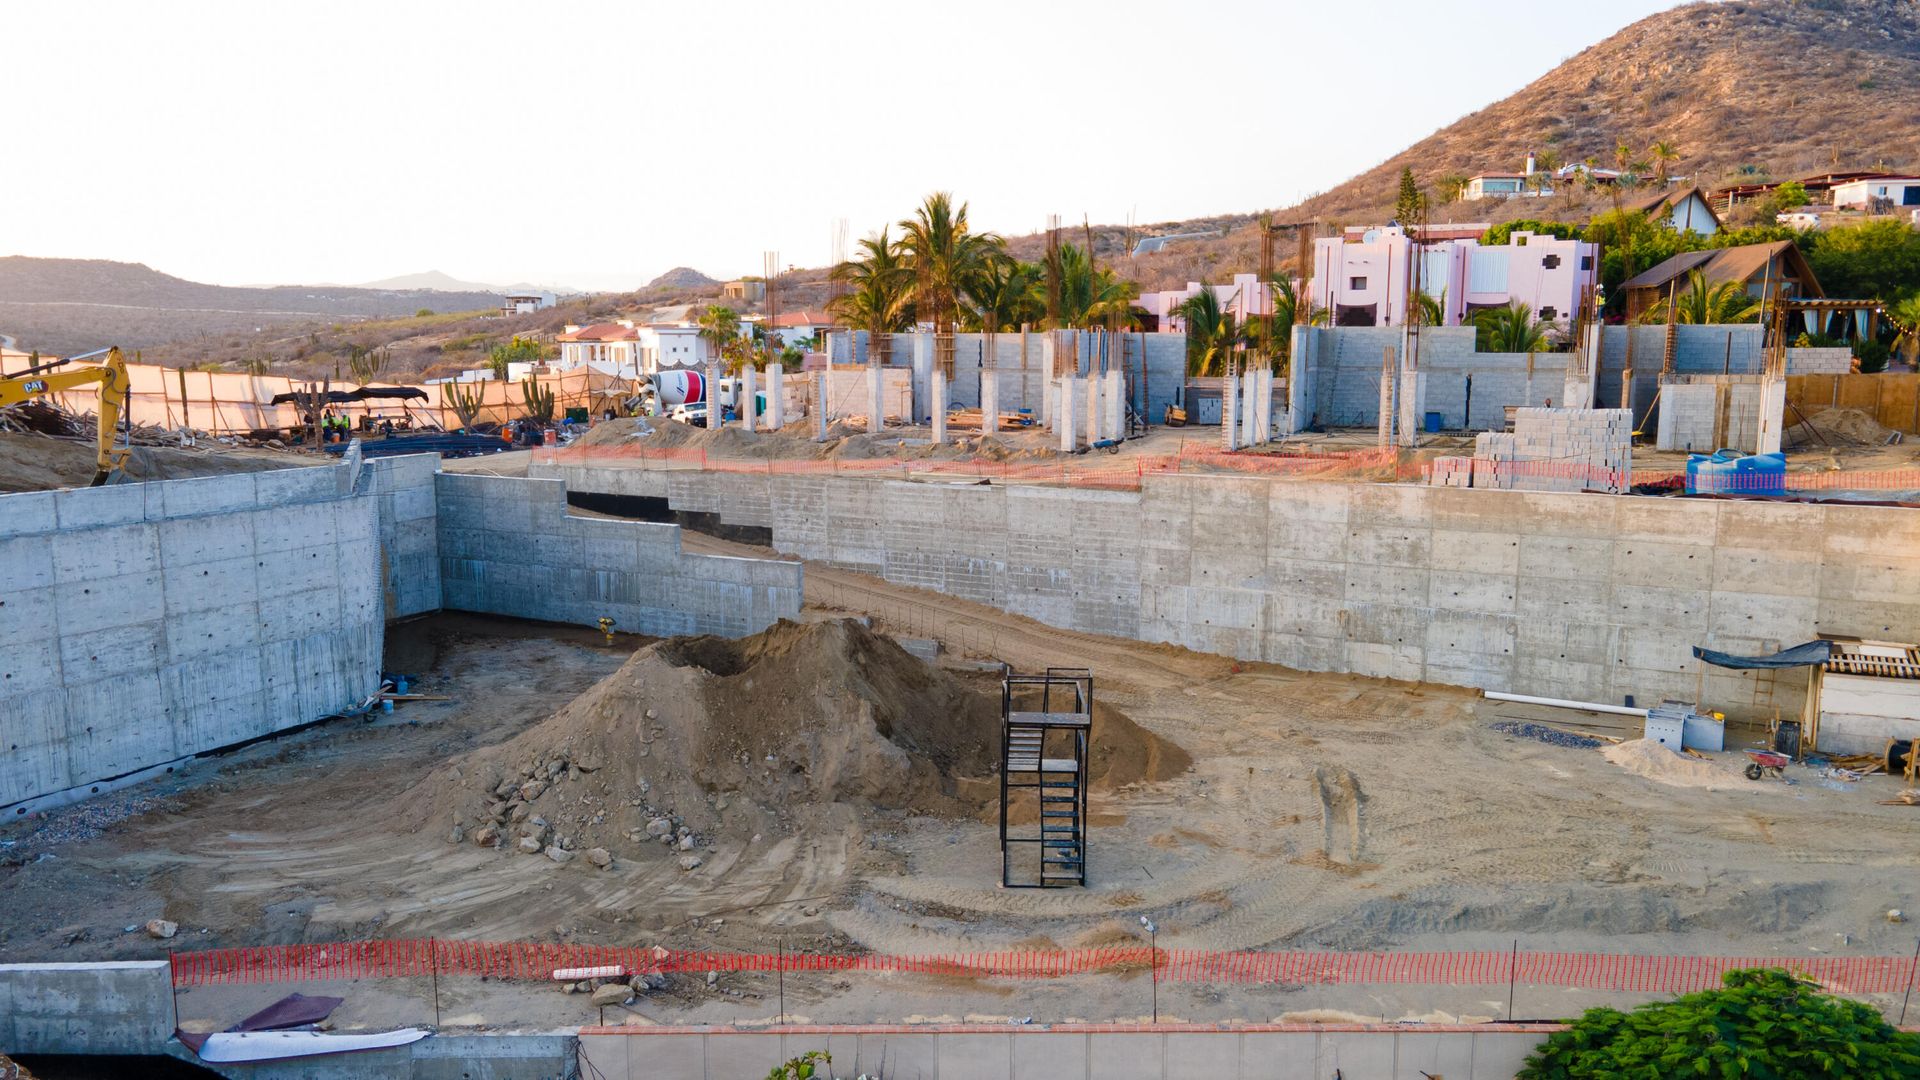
[0,347,133,485]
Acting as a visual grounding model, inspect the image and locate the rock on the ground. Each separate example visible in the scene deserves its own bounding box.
[677,855,703,871]
[471,824,501,847]
[587,847,612,868]
[645,817,673,837]
[447,823,465,845]
[143,919,178,940]
[590,983,632,1007]
[545,845,575,864]
[518,836,544,854]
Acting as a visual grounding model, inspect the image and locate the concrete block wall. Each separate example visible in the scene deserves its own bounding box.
[537,460,1920,722]
[435,473,800,638]
[1655,377,1765,453]
[1300,326,1570,430]
[0,467,383,809]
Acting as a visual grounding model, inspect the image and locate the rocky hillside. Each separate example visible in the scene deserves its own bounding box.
[0,257,506,355]
[1289,0,1920,222]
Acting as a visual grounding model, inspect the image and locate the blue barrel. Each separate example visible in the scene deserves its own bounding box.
[1424,411,1443,433]
[1687,450,1786,496]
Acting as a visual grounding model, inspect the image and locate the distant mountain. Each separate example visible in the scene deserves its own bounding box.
[354,270,579,295]
[1285,0,1920,222]
[645,267,718,290]
[0,257,507,355]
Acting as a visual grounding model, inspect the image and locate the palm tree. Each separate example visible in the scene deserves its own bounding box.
[1176,286,1244,377]
[827,227,913,364]
[1244,274,1315,374]
[1890,295,1920,366]
[696,305,740,368]
[1640,269,1760,325]
[1474,301,1551,353]
[1435,174,1469,204]
[1648,140,1681,186]
[1531,149,1561,195]
[1046,243,1138,329]
[964,257,1044,332]
[1411,290,1445,327]
[896,192,1002,336]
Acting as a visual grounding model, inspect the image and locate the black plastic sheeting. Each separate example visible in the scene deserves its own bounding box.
[267,386,428,405]
[1691,640,1834,670]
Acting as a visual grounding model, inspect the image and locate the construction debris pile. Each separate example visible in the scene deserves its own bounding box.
[414,618,1183,870]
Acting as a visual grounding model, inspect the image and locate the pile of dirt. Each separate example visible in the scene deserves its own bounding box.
[1602,739,1758,792]
[1787,408,1898,448]
[406,618,1185,868]
[0,432,314,493]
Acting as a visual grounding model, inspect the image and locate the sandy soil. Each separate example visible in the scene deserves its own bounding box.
[5,534,1919,1030]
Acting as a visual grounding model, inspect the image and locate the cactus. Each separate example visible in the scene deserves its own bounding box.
[450,383,485,430]
[522,376,556,424]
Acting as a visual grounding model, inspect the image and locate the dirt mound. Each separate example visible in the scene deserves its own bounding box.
[407,618,1185,866]
[1787,408,1897,448]
[1602,739,1761,792]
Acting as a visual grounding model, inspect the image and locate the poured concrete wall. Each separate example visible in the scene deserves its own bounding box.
[538,461,1920,721]
[0,467,384,808]
[579,1024,1551,1079]
[435,473,800,637]
[369,454,441,619]
[0,961,173,1054]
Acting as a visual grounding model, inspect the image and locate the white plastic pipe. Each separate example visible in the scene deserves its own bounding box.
[1484,690,1648,718]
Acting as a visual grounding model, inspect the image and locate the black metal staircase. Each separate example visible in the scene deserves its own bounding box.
[1000,667,1092,888]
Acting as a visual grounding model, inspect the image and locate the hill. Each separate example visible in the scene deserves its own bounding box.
[1288,0,1920,223]
[0,257,509,355]
[646,267,719,289]
[354,270,579,295]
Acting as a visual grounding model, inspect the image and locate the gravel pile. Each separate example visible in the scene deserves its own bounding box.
[1490,720,1602,749]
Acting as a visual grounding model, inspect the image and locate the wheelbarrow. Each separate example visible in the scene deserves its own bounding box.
[1744,750,1790,781]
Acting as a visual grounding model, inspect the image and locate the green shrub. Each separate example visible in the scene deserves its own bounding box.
[1521,968,1920,1079]
[1854,339,1891,373]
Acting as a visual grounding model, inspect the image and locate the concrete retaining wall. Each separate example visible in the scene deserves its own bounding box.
[368,455,441,619]
[578,1024,1553,1079]
[435,473,801,638]
[0,466,384,809]
[0,961,173,1054]
[537,461,1920,721]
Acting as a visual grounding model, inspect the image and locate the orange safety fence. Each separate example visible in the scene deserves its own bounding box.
[533,441,1920,497]
[167,940,1920,995]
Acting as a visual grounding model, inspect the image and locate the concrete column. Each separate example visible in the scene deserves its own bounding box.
[765,364,784,430]
[980,369,999,439]
[1378,347,1397,449]
[1039,335,1056,424]
[1240,369,1258,447]
[1058,376,1078,452]
[705,361,721,424]
[739,363,757,431]
[910,333,933,423]
[866,364,883,433]
[812,371,828,441]
[930,366,947,444]
[1085,366,1102,447]
[1756,376,1786,454]
[1105,368,1124,440]
[1221,367,1239,451]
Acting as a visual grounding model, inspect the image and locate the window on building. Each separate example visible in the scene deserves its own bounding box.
[1349,276,1367,290]
[1579,255,1594,271]
[1905,185,1920,206]
[1540,306,1558,320]
[1540,254,1561,270]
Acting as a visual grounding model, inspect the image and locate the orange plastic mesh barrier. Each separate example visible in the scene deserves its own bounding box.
[167,941,1920,995]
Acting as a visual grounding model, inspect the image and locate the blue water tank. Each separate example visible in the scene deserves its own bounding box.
[1686,450,1786,496]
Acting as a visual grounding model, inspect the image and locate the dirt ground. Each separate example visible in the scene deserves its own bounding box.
[5,526,1920,1031]
[0,431,318,493]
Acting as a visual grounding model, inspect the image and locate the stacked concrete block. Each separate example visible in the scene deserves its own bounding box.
[1427,456,1475,487]
[1221,371,1239,450]
[1505,407,1632,493]
[435,473,799,641]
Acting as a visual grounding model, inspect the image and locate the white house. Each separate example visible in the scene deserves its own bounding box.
[1136,274,1275,333]
[637,325,708,373]
[1463,173,1531,200]
[500,293,556,316]
[1831,176,1920,211]
[1623,185,1720,237]
[1312,226,1599,332]
[556,322,642,372]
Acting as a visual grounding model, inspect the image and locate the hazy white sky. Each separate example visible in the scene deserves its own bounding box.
[5,0,1684,292]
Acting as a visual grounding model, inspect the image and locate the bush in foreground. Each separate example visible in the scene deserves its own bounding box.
[1522,968,1920,1079]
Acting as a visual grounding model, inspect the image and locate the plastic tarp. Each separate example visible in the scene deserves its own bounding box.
[267,386,428,405]
[1690,640,1834,670]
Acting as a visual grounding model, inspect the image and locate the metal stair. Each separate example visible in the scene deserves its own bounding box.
[1000,668,1092,888]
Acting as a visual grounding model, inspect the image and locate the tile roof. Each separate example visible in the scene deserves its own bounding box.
[555,323,639,342]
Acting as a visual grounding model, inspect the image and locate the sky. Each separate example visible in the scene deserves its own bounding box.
[3,0,1686,293]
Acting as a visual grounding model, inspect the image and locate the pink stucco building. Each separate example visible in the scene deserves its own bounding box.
[1310,226,1599,334]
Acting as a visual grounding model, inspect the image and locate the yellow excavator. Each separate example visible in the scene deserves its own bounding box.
[0,346,132,485]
